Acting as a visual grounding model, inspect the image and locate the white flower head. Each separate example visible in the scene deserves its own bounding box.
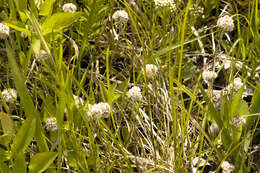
[192,157,209,168]
[145,64,159,78]
[209,123,220,136]
[73,95,84,108]
[112,10,129,23]
[231,116,246,127]
[63,3,77,13]
[221,161,235,173]
[126,86,142,102]
[202,70,217,84]
[0,23,10,39]
[2,88,17,103]
[46,117,58,131]
[227,77,243,92]
[154,0,176,11]
[217,15,234,32]
[86,102,110,119]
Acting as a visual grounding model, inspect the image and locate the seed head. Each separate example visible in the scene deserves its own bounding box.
[46,117,58,131]
[112,10,129,23]
[126,86,142,102]
[63,3,77,13]
[0,23,10,39]
[217,15,234,32]
[2,88,17,103]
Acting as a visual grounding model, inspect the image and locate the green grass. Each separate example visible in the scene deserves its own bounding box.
[0,0,259,172]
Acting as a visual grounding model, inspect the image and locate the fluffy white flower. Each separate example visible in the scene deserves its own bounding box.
[227,77,243,92]
[217,15,234,32]
[202,70,217,84]
[62,3,77,13]
[2,88,17,103]
[112,10,129,23]
[73,95,84,108]
[0,23,10,39]
[126,86,142,101]
[145,64,159,78]
[86,102,110,119]
[154,0,176,11]
[221,161,234,173]
[46,117,58,131]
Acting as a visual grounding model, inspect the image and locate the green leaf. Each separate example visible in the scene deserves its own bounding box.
[12,117,36,154]
[14,0,27,12]
[39,0,56,16]
[42,12,82,35]
[32,36,41,57]
[0,162,12,173]
[250,84,260,114]
[0,113,15,135]
[29,152,58,173]
[14,152,26,173]
[0,148,11,162]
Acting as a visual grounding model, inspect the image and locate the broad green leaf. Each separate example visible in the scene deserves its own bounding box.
[230,84,245,119]
[42,12,82,35]
[14,152,26,173]
[0,113,15,135]
[0,134,12,148]
[14,0,27,12]
[12,117,36,154]
[39,0,56,16]
[250,84,260,114]
[32,36,41,57]
[3,20,31,37]
[29,152,57,173]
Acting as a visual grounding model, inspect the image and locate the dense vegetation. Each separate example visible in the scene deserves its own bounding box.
[0,0,259,172]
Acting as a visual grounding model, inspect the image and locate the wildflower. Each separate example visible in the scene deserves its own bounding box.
[46,117,58,131]
[62,3,77,13]
[0,23,10,39]
[221,161,234,173]
[126,86,142,102]
[73,95,84,108]
[217,15,234,32]
[2,88,17,103]
[231,116,246,127]
[154,0,176,11]
[227,77,243,92]
[217,54,232,70]
[202,70,217,84]
[86,102,110,119]
[145,64,159,78]
[112,10,129,23]
[39,50,50,60]
[189,5,204,18]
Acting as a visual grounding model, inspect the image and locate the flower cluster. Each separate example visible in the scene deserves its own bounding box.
[0,23,10,39]
[226,77,243,92]
[217,15,234,32]
[221,161,235,173]
[46,117,58,131]
[202,70,217,84]
[112,10,129,23]
[189,5,204,18]
[154,0,176,10]
[145,64,159,78]
[231,115,246,127]
[62,3,77,13]
[86,102,110,119]
[1,88,17,103]
[126,86,142,102]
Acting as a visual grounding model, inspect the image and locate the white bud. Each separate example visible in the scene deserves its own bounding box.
[62,3,77,13]
[202,70,217,84]
[2,88,17,103]
[217,15,234,32]
[0,23,10,39]
[126,86,142,102]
